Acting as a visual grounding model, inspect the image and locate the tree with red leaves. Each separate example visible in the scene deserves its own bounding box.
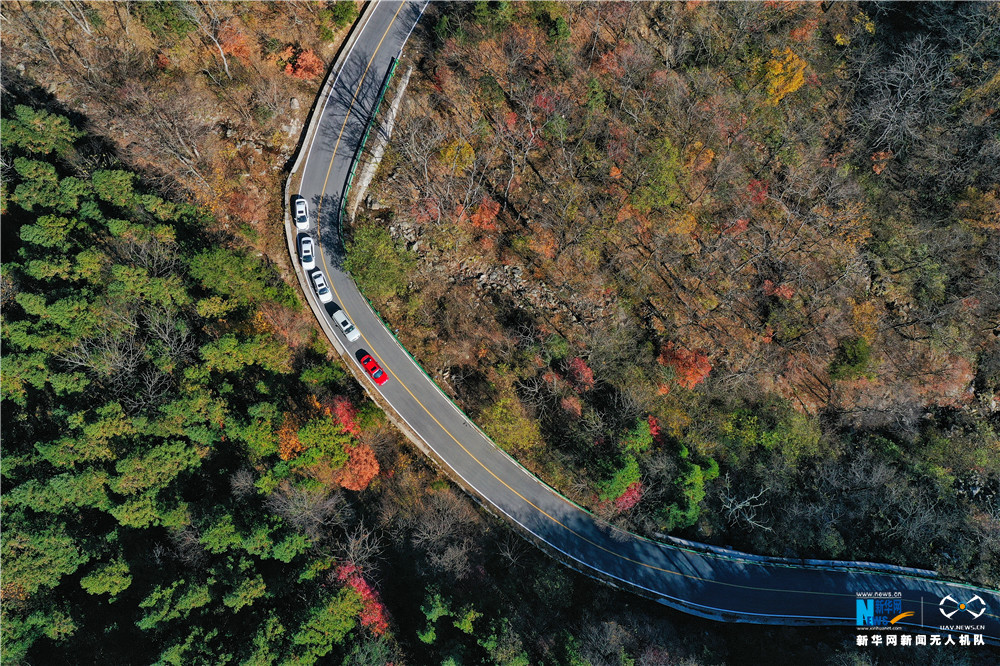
[335,563,389,635]
[566,357,595,392]
[327,396,360,436]
[747,179,769,204]
[533,91,556,114]
[560,395,583,419]
[659,342,711,390]
[763,279,795,300]
[647,415,663,445]
[615,482,643,511]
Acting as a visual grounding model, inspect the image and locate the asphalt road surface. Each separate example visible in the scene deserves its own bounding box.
[293,0,1000,643]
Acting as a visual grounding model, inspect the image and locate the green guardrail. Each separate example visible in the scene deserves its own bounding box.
[330,54,604,518]
[338,56,399,237]
[328,56,969,584]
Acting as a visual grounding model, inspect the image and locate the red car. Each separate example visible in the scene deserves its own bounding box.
[359,353,388,385]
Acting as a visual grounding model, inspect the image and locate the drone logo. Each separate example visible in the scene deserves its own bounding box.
[939,594,987,620]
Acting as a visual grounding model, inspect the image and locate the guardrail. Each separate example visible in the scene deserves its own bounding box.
[338,56,399,237]
[283,2,378,360]
[317,18,960,588]
[285,5,1000,633]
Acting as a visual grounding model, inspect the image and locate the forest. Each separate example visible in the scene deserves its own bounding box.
[354,0,1000,588]
[1,1,998,665]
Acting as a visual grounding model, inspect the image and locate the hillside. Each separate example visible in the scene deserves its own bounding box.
[353,1,1000,585]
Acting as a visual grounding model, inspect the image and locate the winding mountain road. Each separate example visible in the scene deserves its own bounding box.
[288,0,1000,644]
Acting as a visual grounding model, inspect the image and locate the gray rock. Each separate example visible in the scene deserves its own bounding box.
[290,97,300,110]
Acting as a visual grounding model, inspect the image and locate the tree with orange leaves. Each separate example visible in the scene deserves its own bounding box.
[659,342,711,390]
[335,444,379,492]
[285,49,325,80]
[469,196,500,231]
[219,24,252,61]
[277,414,304,461]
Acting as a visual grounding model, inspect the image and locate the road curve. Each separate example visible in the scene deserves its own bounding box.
[290,0,1000,642]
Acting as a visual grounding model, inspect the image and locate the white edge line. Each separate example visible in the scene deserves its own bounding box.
[299,3,379,184]
[293,0,1000,642]
[397,0,429,57]
[351,291,990,587]
[364,373,1000,641]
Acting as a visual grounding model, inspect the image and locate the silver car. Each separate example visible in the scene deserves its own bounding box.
[310,270,333,303]
[332,308,361,342]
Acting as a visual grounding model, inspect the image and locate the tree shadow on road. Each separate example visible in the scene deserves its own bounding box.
[312,192,347,268]
[313,56,387,160]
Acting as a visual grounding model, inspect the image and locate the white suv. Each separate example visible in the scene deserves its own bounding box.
[310,270,333,303]
[332,309,361,342]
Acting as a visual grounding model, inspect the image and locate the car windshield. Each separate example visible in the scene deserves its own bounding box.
[373,369,383,378]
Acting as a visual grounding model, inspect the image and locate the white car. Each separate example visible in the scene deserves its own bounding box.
[310,270,333,303]
[294,196,310,230]
[332,308,361,342]
[298,235,316,270]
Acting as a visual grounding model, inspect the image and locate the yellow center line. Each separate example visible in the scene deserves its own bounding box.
[306,3,1000,623]
[313,2,406,229]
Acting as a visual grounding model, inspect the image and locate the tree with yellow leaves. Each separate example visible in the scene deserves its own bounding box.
[764,48,807,106]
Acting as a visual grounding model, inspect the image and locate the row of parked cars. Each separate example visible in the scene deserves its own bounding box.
[293,195,388,386]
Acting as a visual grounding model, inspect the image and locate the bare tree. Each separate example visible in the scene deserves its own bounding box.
[719,474,772,532]
[59,330,145,378]
[113,233,179,277]
[856,34,952,153]
[266,483,351,541]
[121,367,172,414]
[497,531,526,568]
[146,307,196,362]
[230,468,256,499]
[338,522,384,573]
[55,0,93,36]
[180,1,232,80]
[170,525,207,568]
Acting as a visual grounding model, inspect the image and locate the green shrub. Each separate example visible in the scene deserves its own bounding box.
[829,336,874,381]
